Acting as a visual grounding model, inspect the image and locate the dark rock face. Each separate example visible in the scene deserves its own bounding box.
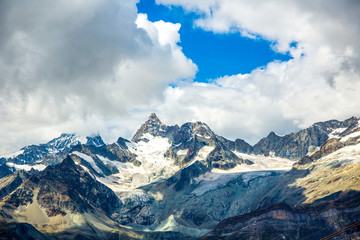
[253,117,358,159]
[146,166,284,229]
[104,142,140,166]
[5,134,85,165]
[132,113,247,170]
[163,161,209,192]
[206,143,241,170]
[297,122,360,165]
[167,121,244,169]
[86,135,105,147]
[3,156,121,217]
[202,190,360,240]
[47,133,83,150]
[0,163,14,178]
[0,221,195,240]
[0,171,30,200]
[114,163,211,227]
[11,144,50,164]
[214,135,252,154]
[132,113,180,143]
[70,143,139,177]
[5,185,34,208]
[0,222,53,240]
[40,156,121,216]
[0,114,360,240]
[234,139,253,153]
[115,193,156,226]
[3,133,108,166]
[116,137,130,149]
[173,122,215,143]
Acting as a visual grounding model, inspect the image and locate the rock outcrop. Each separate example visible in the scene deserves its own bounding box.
[202,190,360,240]
[253,117,358,159]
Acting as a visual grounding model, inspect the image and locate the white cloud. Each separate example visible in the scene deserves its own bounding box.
[152,0,360,143]
[1,0,360,154]
[0,0,196,155]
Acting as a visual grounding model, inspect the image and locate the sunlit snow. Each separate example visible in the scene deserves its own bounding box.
[97,134,179,192]
[72,151,103,174]
[6,162,47,171]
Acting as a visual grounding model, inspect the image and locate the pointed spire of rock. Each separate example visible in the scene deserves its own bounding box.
[268,131,279,138]
[132,113,165,142]
[131,113,180,143]
[86,135,105,147]
[148,113,161,124]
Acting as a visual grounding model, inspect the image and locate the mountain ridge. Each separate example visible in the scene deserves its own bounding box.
[0,113,359,239]
[2,114,358,166]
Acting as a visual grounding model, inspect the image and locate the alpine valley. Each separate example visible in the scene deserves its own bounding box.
[1,113,360,239]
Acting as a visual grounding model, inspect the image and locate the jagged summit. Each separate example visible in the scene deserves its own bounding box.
[86,135,105,147]
[132,113,179,142]
[253,116,359,159]
[47,133,86,150]
[132,113,217,143]
[2,133,106,165]
[1,115,360,239]
[0,154,120,226]
[267,131,279,137]
[148,112,162,124]
[180,121,215,139]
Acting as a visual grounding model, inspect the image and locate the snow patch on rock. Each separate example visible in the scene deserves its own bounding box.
[72,151,102,174]
[97,134,179,192]
[5,162,47,171]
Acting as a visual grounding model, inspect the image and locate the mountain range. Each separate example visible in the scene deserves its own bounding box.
[0,113,359,239]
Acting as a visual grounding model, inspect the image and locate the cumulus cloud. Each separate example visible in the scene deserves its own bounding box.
[153,0,360,143]
[2,0,360,154]
[0,0,196,154]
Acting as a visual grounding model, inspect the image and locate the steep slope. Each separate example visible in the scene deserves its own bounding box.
[0,133,106,165]
[0,170,30,200]
[202,191,360,240]
[1,114,359,239]
[133,113,245,170]
[117,153,294,233]
[0,163,14,178]
[1,114,291,236]
[256,119,360,207]
[0,156,193,239]
[0,221,53,240]
[0,156,121,234]
[203,122,360,239]
[253,116,358,159]
[298,118,360,165]
[132,113,180,142]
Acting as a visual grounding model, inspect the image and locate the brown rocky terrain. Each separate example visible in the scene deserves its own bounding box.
[0,114,359,239]
[202,190,360,240]
[253,117,358,159]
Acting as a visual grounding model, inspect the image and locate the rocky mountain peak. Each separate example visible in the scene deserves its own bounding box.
[148,112,161,124]
[267,131,280,139]
[59,155,77,169]
[43,133,86,151]
[253,116,359,159]
[86,135,105,147]
[3,133,107,165]
[132,113,179,142]
[181,121,215,139]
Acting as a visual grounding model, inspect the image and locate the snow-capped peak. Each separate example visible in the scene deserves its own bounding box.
[132,113,175,142]
[148,112,162,124]
[86,135,105,147]
[181,121,215,138]
[47,133,87,151]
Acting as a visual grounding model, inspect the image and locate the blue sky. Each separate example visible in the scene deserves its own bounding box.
[137,0,291,82]
[0,0,359,154]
